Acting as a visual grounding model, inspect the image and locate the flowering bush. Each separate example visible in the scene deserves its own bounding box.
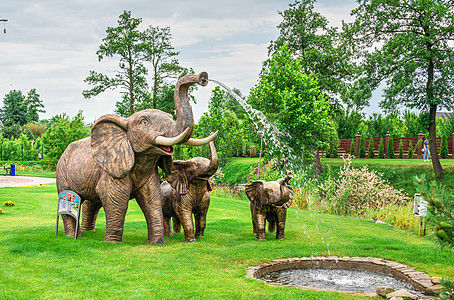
[319,156,410,216]
[3,201,15,207]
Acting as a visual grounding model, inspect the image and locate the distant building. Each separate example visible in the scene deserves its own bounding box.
[436,112,453,120]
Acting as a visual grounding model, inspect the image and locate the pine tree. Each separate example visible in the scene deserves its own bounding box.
[368,139,375,158]
[332,142,338,158]
[387,136,395,158]
[378,138,385,158]
[408,141,414,159]
[440,134,448,158]
[358,136,366,158]
[398,139,403,159]
[350,139,355,156]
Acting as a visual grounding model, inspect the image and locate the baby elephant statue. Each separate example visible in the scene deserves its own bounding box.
[160,140,218,242]
[245,173,293,240]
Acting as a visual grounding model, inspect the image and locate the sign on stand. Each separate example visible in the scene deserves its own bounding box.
[413,193,428,237]
[56,190,81,239]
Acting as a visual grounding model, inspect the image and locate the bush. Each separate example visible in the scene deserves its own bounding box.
[3,201,15,206]
[358,136,366,158]
[319,156,410,216]
[378,138,385,158]
[439,277,454,300]
[398,139,403,159]
[350,139,355,156]
[408,141,414,159]
[441,135,449,159]
[368,139,375,158]
[332,143,338,158]
[387,135,395,158]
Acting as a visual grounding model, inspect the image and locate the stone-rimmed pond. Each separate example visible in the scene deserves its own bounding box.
[246,256,441,296]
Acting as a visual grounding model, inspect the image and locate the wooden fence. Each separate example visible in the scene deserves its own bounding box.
[333,131,454,158]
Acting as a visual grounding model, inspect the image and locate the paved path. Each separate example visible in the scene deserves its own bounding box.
[0,176,56,188]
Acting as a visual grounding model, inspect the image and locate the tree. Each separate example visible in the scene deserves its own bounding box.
[0,90,28,127]
[25,88,45,123]
[249,46,335,175]
[440,134,448,159]
[408,141,414,159]
[346,0,454,178]
[269,0,356,109]
[367,139,375,158]
[142,26,184,109]
[378,138,384,158]
[358,136,366,158]
[83,10,148,116]
[350,139,355,156]
[387,135,395,159]
[398,139,404,159]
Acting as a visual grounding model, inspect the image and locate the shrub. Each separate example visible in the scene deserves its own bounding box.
[332,143,338,158]
[439,277,454,300]
[398,139,403,159]
[368,139,375,158]
[3,201,15,206]
[440,135,449,159]
[408,141,414,159]
[378,138,385,158]
[350,139,355,156]
[387,135,395,158]
[358,136,366,158]
[319,156,410,216]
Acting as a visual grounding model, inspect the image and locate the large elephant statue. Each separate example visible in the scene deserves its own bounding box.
[245,173,293,240]
[56,72,217,245]
[160,140,218,242]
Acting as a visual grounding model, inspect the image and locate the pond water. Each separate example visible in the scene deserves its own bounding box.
[260,268,423,295]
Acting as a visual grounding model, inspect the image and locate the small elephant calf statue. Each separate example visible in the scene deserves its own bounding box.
[160,140,218,242]
[245,173,293,240]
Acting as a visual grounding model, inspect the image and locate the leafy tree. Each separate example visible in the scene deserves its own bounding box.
[249,46,335,174]
[336,109,363,139]
[83,10,148,116]
[1,124,22,139]
[408,141,414,159]
[25,88,45,123]
[402,110,423,137]
[358,136,366,158]
[41,111,90,168]
[269,0,356,109]
[350,139,355,156]
[367,138,375,158]
[26,122,46,138]
[440,134,448,159]
[398,139,404,159]
[346,0,454,178]
[387,135,395,159]
[378,138,384,158]
[0,90,28,127]
[332,142,338,158]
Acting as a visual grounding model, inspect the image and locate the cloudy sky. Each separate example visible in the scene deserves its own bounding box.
[1,0,374,124]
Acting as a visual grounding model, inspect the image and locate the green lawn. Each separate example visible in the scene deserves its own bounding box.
[1,184,453,299]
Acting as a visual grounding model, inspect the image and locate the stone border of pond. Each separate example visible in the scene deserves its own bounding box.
[246,256,443,297]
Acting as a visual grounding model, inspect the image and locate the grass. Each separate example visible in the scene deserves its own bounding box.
[1,184,453,299]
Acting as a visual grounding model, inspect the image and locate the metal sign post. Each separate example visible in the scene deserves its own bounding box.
[56,190,82,239]
[413,193,428,237]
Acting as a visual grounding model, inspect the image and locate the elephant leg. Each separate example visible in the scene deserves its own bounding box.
[250,202,257,236]
[81,199,102,231]
[268,216,276,233]
[163,217,172,237]
[62,214,82,237]
[135,177,166,245]
[195,193,210,239]
[172,217,182,233]
[96,175,132,243]
[178,194,196,242]
[256,213,267,241]
[275,209,287,240]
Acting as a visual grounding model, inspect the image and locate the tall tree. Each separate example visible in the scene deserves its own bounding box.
[26,88,45,123]
[142,26,184,109]
[345,0,454,179]
[269,0,357,109]
[83,10,148,116]
[0,90,28,127]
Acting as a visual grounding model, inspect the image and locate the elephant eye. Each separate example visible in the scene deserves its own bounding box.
[140,119,149,126]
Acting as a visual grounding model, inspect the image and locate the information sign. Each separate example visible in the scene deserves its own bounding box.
[55,190,81,239]
[413,193,428,217]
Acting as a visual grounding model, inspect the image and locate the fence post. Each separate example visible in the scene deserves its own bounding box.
[385,132,390,158]
[417,131,424,159]
[355,132,361,157]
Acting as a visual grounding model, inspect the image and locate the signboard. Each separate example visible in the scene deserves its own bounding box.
[55,190,81,239]
[413,193,428,217]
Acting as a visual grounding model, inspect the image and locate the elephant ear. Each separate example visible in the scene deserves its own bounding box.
[91,114,134,179]
[157,155,173,177]
[245,180,265,204]
[166,160,190,195]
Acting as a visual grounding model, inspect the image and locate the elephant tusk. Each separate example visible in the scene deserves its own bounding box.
[182,131,218,146]
[155,127,191,146]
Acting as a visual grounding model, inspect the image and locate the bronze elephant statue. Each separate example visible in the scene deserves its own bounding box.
[160,140,218,242]
[56,72,217,245]
[245,173,293,240]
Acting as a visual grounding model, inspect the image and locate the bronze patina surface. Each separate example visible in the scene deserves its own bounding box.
[245,173,293,240]
[56,72,217,244]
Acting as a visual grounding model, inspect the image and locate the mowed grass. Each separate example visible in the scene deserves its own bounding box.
[1,184,453,299]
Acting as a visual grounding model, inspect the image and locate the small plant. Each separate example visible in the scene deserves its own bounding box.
[350,139,355,156]
[378,138,385,158]
[368,139,375,158]
[408,141,414,159]
[0,208,3,214]
[439,277,454,300]
[358,136,366,158]
[3,201,15,207]
[387,135,395,158]
[398,139,403,159]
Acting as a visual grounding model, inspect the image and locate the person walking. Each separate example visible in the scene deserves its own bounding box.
[423,138,430,161]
